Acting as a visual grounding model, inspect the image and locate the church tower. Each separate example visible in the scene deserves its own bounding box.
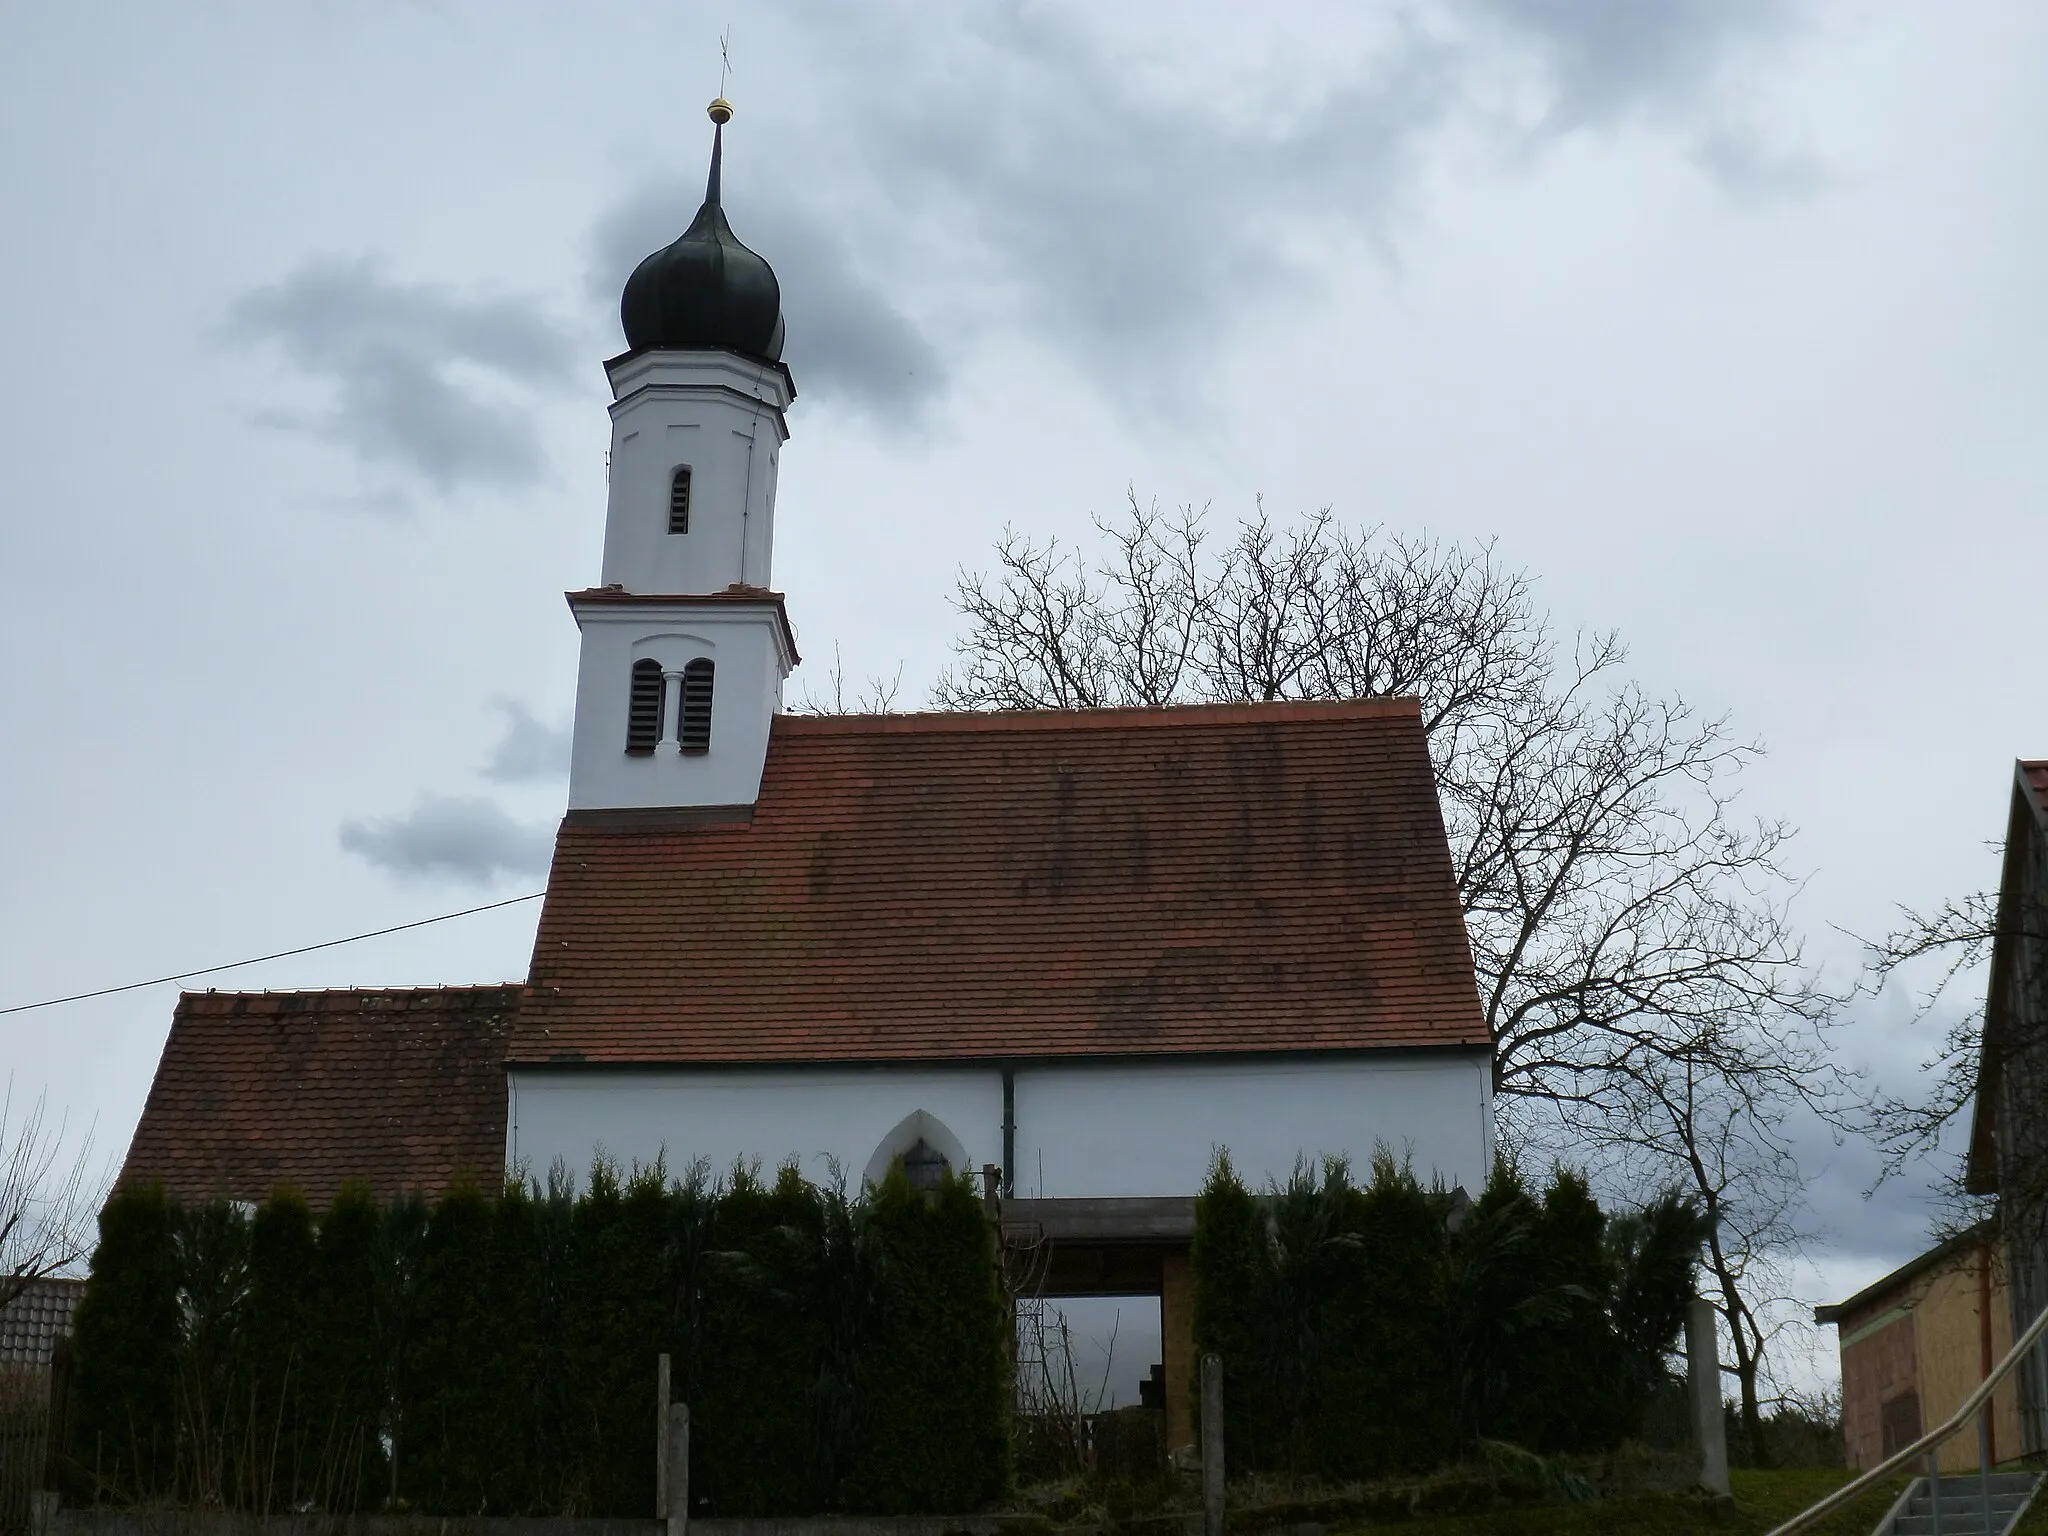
[566,100,799,812]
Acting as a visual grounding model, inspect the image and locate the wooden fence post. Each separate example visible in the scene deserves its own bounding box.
[1687,1297,1730,1497]
[667,1402,691,1536]
[1201,1353,1224,1536]
[656,1353,671,1517]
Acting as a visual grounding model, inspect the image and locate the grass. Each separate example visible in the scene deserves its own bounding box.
[2010,1481,2048,1535]
[1334,1468,1908,1535]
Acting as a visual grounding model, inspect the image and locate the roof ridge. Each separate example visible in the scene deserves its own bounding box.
[178,982,524,1008]
[775,697,1423,735]
[1814,1218,1995,1323]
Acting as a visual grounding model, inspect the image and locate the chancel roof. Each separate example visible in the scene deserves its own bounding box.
[514,699,1490,1066]
[120,986,519,1206]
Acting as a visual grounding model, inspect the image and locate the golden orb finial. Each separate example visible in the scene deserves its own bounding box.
[708,98,734,125]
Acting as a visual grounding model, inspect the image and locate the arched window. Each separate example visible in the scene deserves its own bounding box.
[626,659,665,754]
[901,1138,949,1192]
[679,658,714,753]
[668,467,692,534]
[862,1111,969,1191]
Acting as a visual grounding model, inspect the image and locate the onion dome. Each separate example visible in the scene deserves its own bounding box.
[619,99,785,362]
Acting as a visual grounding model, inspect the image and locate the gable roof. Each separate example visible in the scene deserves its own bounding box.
[1814,1219,1995,1328]
[514,698,1489,1067]
[121,986,519,1207]
[1966,760,2048,1194]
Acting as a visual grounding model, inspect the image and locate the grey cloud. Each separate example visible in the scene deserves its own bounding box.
[1464,0,1825,200]
[816,0,1816,398]
[590,181,948,424]
[1467,0,1792,128]
[582,9,1454,419]
[853,9,1454,392]
[1690,127,1832,203]
[339,794,553,886]
[1785,1107,1946,1272]
[229,259,575,496]
[481,699,572,784]
[590,2,1816,417]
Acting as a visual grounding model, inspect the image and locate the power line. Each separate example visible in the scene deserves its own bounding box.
[0,892,545,1018]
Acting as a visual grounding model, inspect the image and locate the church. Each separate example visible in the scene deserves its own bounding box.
[120,103,1495,1444]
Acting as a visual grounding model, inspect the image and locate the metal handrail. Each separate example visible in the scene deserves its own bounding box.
[1766,1294,2048,1536]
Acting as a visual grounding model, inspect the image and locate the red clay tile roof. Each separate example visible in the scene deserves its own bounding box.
[120,986,519,1206]
[514,698,1488,1065]
[0,1277,84,1369]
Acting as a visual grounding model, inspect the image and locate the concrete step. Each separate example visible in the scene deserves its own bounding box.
[1898,1516,2022,1536]
[1920,1473,2042,1495]
[1889,1471,2042,1536]
[1900,1499,2031,1523]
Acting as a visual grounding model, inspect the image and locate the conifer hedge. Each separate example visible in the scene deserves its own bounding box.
[63,1163,1009,1517]
[1192,1153,1706,1480]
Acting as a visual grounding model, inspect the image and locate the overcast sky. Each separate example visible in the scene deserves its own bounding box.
[4,0,2046,1391]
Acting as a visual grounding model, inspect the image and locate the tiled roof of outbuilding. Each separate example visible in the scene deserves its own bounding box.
[120,986,519,1207]
[0,1277,84,1368]
[514,699,1489,1065]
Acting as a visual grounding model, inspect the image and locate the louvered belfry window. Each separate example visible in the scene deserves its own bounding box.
[679,658,715,753]
[626,659,665,754]
[668,467,692,534]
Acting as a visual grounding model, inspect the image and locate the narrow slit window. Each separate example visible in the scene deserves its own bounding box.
[679,658,714,753]
[626,659,665,754]
[668,467,692,534]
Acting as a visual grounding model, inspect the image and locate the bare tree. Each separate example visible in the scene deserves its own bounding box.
[937,496,1855,1403]
[792,643,906,715]
[1597,1051,1814,1460]
[1863,875,2048,1336]
[1862,894,2005,1206]
[0,1083,104,1314]
[1013,1296,1121,1478]
[939,498,1840,1100]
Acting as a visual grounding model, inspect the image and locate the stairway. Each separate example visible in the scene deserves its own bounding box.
[1883,1470,2042,1535]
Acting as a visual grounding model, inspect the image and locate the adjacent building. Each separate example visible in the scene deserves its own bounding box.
[1965,759,2048,1457]
[1817,1223,2021,1472]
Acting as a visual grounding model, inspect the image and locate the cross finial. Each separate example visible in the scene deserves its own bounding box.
[704,29,735,205]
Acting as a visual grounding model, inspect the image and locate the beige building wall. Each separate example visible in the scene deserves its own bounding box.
[1832,1232,2023,1473]
[1914,1250,2022,1472]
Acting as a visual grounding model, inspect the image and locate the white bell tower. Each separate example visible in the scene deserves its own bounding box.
[566,100,799,813]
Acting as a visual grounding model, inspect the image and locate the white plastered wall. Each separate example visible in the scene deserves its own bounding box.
[600,350,790,594]
[564,599,791,809]
[1009,1055,1495,1197]
[506,1053,1494,1198]
[507,1065,1005,1190]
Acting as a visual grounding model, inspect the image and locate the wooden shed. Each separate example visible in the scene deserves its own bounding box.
[1817,1222,2022,1471]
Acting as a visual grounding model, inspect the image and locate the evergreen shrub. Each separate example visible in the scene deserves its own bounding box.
[243,1188,319,1508]
[66,1184,181,1502]
[695,1163,829,1515]
[64,1160,1013,1517]
[844,1167,1010,1514]
[307,1183,387,1510]
[1192,1151,1703,1480]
